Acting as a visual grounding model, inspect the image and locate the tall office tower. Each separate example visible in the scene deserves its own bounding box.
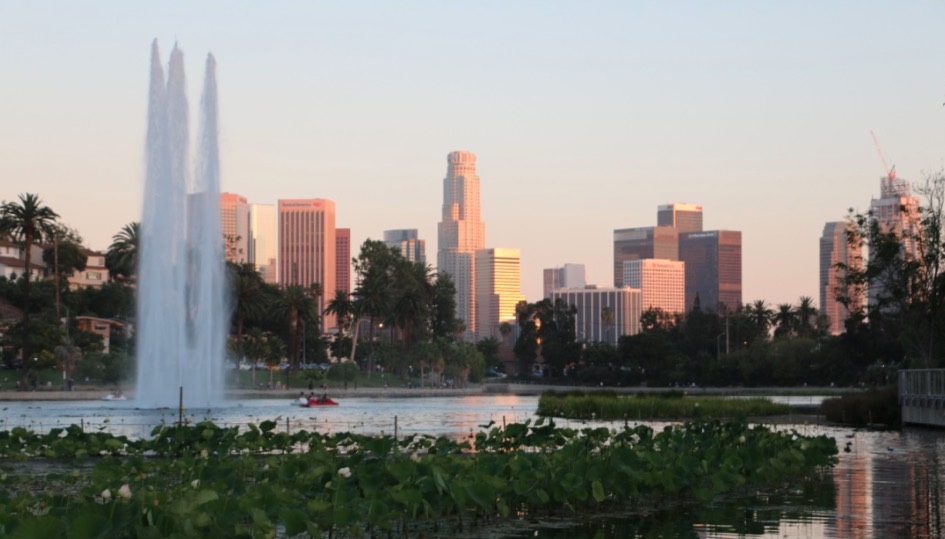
[437,151,486,339]
[475,248,526,340]
[657,203,703,233]
[278,199,336,331]
[550,287,642,346]
[678,231,742,313]
[249,203,277,283]
[542,263,587,297]
[613,226,678,287]
[820,222,863,335]
[384,229,426,264]
[335,228,351,294]
[220,192,250,263]
[868,173,922,307]
[622,259,685,314]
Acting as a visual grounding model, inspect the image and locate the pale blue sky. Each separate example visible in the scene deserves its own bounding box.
[2,1,944,305]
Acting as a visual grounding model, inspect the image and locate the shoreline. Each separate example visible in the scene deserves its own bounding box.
[0,384,853,402]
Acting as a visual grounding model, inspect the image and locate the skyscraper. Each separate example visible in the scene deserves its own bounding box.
[336,228,351,294]
[613,226,678,287]
[220,192,249,263]
[384,229,426,264]
[437,151,485,339]
[543,263,586,297]
[475,248,525,340]
[622,259,685,314]
[820,221,862,335]
[657,203,703,233]
[249,203,277,283]
[868,173,922,307]
[678,230,742,313]
[278,198,336,331]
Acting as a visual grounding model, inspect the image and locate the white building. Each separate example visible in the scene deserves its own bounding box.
[622,258,685,314]
[550,287,642,346]
[868,173,921,307]
[543,263,586,297]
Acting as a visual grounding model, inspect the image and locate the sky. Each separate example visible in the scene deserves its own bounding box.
[2,1,945,306]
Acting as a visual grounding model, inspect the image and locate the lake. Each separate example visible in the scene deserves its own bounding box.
[1,394,941,538]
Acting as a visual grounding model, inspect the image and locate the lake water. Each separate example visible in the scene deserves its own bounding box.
[2,395,942,538]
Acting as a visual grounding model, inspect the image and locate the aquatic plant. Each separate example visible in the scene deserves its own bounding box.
[0,419,836,538]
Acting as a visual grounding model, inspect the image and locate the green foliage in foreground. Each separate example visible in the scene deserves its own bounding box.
[0,419,837,538]
[537,391,792,420]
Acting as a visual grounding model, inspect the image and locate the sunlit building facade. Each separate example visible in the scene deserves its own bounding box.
[868,173,922,308]
[657,203,703,233]
[249,203,277,283]
[278,198,336,331]
[613,226,678,288]
[475,248,525,340]
[622,258,685,314]
[220,192,249,263]
[820,221,862,335]
[437,151,486,339]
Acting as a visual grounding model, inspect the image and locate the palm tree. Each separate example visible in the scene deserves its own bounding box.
[106,222,139,281]
[795,296,818,338]
[324,289,354,335]
[601,306,615,344]
[53,337,81,389]
[773,303,797,338]
[230,263,265,344]
[0,193,60,379]
[746,300,774,339]
[270,285,316,370]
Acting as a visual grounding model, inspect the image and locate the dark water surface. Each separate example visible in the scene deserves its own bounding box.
[2,395,942,538]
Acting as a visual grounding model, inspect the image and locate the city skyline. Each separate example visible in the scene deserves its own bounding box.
[3,3,945,306]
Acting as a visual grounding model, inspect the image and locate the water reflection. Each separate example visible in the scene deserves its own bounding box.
[4,396,945,538]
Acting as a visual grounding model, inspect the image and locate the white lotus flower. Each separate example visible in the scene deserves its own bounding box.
[338,467,352,478]
[191,479,200,488]
[118,484,132,499]
[101,488,112,501]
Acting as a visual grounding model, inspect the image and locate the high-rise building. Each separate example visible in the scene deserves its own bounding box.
[622,259,685,314]
[613,226,678,287]
[475,248,526,340]
[868,173,922,307]
[335,228,351,294]
[220,193,249,263]
[657,203,703,233]
[437,151,486,339]
[249,203,277,283]
[550,287,642,346]
[384,229,426,264]
[278,198,336,331]
[678,230,742,313]
[820,221,863,335]
[543,263,586,297]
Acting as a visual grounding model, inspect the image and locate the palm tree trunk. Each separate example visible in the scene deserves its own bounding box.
[348,316,361,365]
[21,232,33,384]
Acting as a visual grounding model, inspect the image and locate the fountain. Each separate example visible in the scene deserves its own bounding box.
[135,40,228,408]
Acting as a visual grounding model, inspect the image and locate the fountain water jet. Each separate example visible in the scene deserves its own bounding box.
[135,40,228,408]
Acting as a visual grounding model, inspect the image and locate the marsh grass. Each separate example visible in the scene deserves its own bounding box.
[537,391,791,420]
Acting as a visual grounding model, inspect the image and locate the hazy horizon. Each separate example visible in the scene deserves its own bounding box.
[2,2,944,306]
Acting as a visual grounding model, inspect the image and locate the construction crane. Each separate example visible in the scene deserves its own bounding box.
[870,130,896,180]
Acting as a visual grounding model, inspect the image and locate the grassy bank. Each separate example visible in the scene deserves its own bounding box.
[537,390,791,420]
